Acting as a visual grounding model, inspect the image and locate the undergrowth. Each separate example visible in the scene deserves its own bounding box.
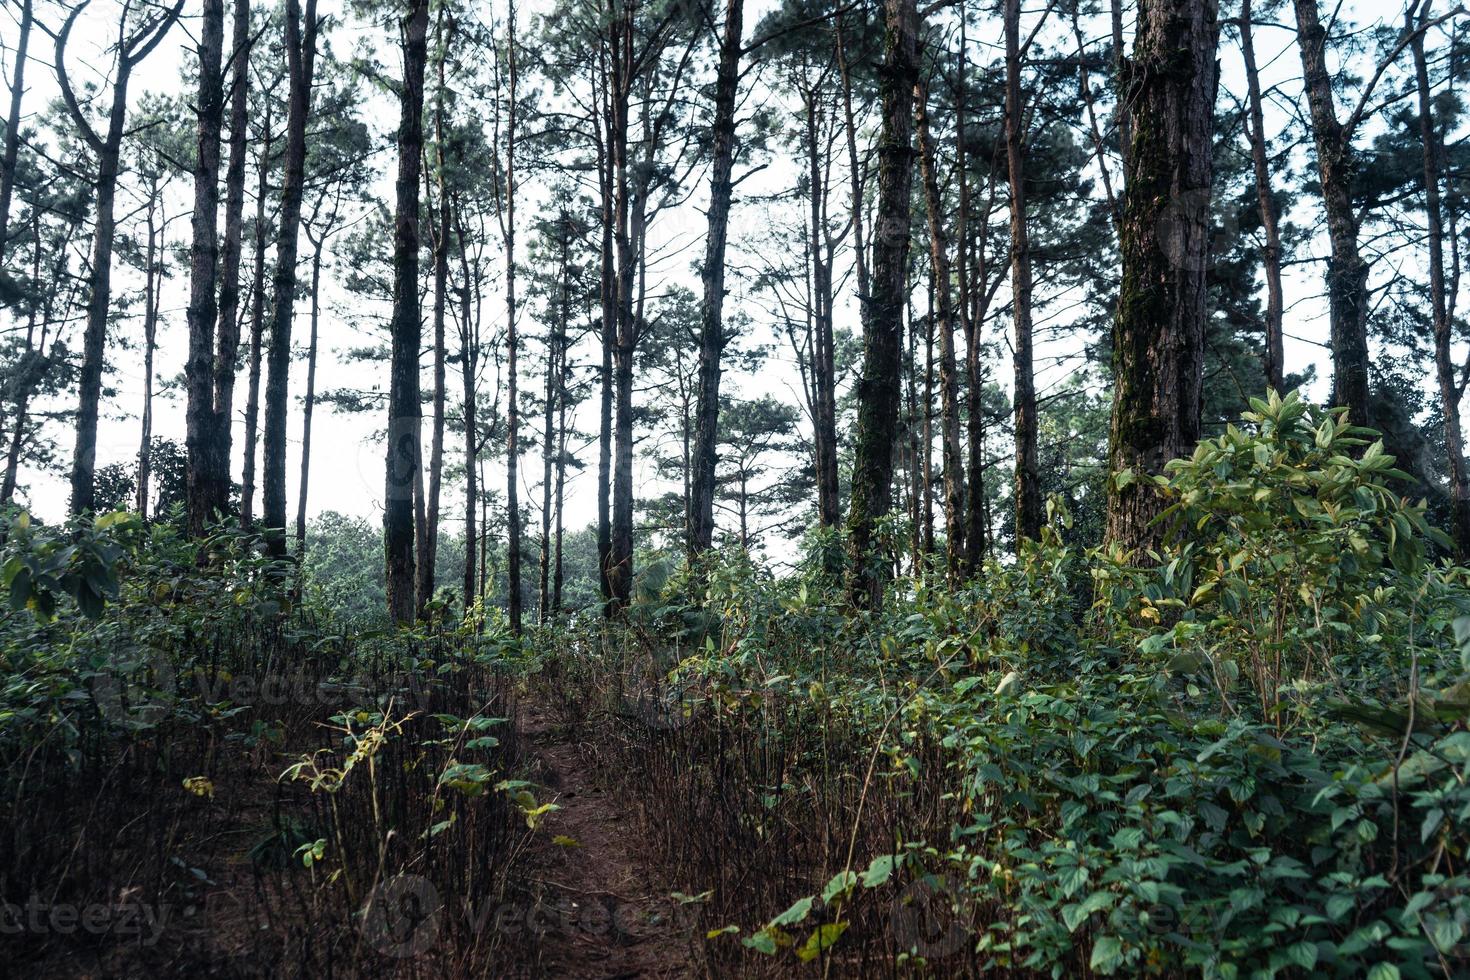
[0,516,542,977]
[529,393,1470,978]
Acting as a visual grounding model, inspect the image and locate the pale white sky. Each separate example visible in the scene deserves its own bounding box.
[0,0,1446,555]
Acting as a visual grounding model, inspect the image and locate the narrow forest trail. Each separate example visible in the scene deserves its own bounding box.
[517,701,696,979]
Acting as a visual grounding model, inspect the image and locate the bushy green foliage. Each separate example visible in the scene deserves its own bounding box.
[1096,390,1465,723]
[603,394,1470,977]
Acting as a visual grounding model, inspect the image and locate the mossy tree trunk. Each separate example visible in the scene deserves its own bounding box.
[847,0,919,607]
[1005,0,1042,545]
[1104,0,1220,555]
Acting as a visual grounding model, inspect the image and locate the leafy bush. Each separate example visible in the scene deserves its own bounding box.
[563,393,1470,977]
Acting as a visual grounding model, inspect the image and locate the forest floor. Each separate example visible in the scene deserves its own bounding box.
[516,699,697,978]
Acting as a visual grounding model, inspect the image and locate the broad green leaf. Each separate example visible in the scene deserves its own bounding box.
[795,922,849,962]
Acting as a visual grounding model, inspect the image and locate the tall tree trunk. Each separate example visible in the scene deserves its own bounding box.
[1005,0,1042,545]
[1413,10,1470,557]
[478,457,488,602]
[58,1,183,515]
[420,41,450,615]
[596,68,615,607]
[262,0,317,555]
[1239,0,1285,391]
[294,243,322,552]
[455,212,479,619]
[540,215,569,622]
[1292,0,1370,426]
[503,3,522,632]
[385,0,429,623]
[0,0,33,268]
[803,88,841,530]
[958,16,990,574]
[241,131,270,531]
[608,10,636,612]
[213,0,252,522]
[136,205,160,519]
[610,335,634,608]
[185,0,226,537]
[552,332,568,613]
[688,0,744,558]
[1105,0,1219,555]
[598,333,613,602]
[67,137,119,518]
[915,68,965,578]
[847,0,919,607]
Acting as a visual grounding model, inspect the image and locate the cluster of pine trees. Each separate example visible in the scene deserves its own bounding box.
[0,0,1467,624]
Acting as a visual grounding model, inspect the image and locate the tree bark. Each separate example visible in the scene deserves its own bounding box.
[803,85,841,531]
[915,66,965,578]
[136,201,160,520]
[552,331,568,613]
[957,14,990,574]
[420,28,449,615]
[212,0,252,524]
[1005,0,1042,545]
[384,0,429,623]
[241,123,271,531]
[540,214,569,622]
[503,2,522,632]
[1292,0,1371,426]
[596,59,615,607]
[262,0,317,555]
[0,0,33,269]
[688,0,744,558]
[608,7,635,612]
[1239,0,1285,391]
[455,208,479,618]
[1105,0,1219,555]
[294,243,322,552]
[1413,9,1470,557]
[847,0,919,607]
[185,0,227,537]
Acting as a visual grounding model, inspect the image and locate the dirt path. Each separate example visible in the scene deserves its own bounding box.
[518,701,695,979]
